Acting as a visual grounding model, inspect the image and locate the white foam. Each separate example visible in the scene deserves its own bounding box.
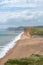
[0,32,24,59]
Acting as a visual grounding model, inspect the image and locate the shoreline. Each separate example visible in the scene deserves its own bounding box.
[0,32,24,59]
[1,33,43,65]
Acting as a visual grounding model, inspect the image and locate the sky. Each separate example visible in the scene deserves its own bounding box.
[0,0,43,28]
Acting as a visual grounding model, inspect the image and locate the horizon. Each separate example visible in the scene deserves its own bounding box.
[0,0,43,28]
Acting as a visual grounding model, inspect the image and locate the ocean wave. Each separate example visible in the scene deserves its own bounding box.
[0,32,24,59]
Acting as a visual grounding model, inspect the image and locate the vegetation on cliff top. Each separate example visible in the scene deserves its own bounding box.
[24,28,43,36]
[4,54,43,65]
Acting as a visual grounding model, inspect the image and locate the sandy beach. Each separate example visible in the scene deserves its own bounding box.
[0,34,43,65]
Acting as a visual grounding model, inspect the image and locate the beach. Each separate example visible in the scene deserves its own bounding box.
[0,32,43,65]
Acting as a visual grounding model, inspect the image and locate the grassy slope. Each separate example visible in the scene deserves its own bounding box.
[24,28,43,35]
[32,28,43,35]
[4,54,43,65]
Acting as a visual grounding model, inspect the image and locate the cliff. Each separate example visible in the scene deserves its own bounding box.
[21,28,32,40]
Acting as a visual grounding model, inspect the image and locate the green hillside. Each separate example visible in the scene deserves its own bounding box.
[24,28,43,35]
[4,54,43,65]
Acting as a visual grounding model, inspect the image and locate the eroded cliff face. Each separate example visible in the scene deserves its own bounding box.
[21,28,32,40]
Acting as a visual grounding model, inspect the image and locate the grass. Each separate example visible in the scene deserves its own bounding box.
[31,28,43,35]
[24,28,43,36]
[4,54,43,65]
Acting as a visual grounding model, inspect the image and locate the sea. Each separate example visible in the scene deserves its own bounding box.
[0,29,24,59]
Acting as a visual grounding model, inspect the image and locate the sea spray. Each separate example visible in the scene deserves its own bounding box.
[0,32,24,59]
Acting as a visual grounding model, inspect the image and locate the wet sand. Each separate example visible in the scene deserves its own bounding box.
[0,37,43,65]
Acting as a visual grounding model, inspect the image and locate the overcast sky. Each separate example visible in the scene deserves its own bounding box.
[0,0,43,28]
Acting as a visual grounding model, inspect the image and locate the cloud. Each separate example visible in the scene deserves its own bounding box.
[0,10,43,24]
[0,0,37,8]
[0,10,34,23]
[0,0,43,27]
[0,0,43,8]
